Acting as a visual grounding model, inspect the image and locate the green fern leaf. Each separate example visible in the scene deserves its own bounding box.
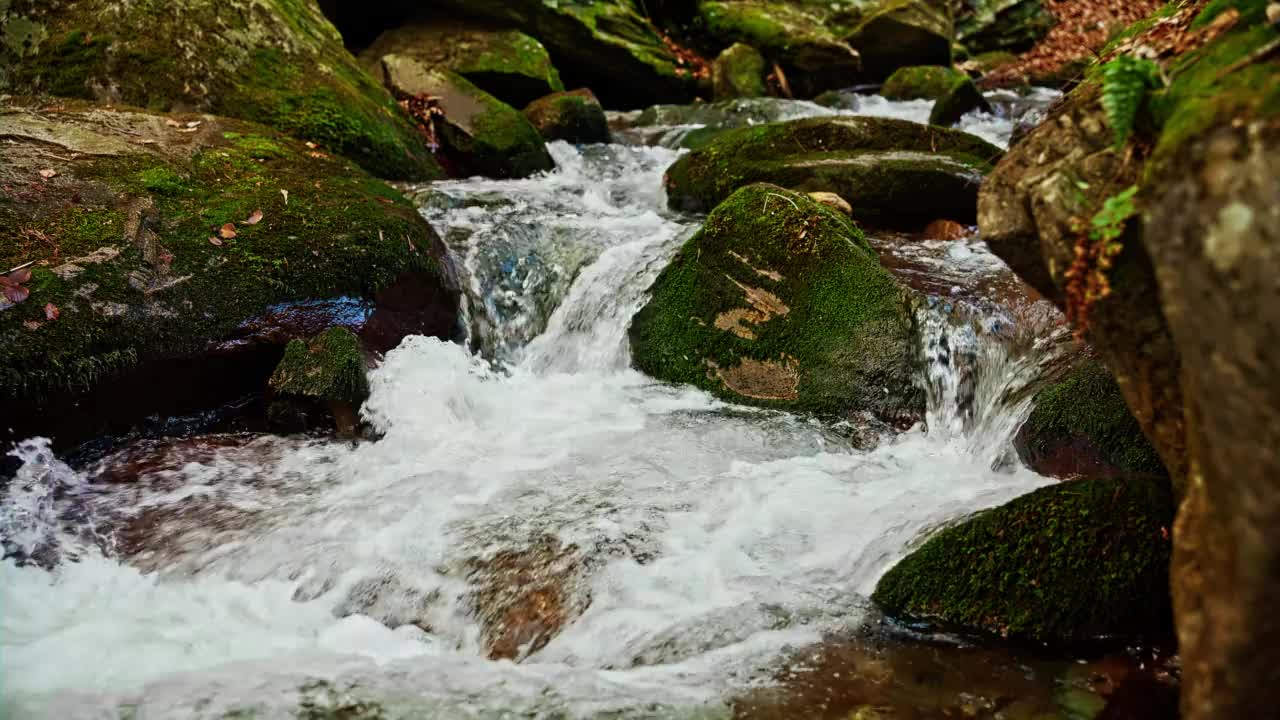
[1100,56,1161,147]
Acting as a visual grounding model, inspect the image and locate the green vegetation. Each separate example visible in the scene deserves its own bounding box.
[873,476,1175,644]
[1100,55,1163,147]
[270,327,369,404]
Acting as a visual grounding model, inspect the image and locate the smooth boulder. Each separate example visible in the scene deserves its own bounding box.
[523,89,611,144]
[663,116,1003,227]
[0,0,441,180]
[630,183,922,422]
[359,22,564,108]
[378,55,555,179]
[712,42,768,100]
[880,65,992,125]
[0,101,458,448]
[874,477,1175,645]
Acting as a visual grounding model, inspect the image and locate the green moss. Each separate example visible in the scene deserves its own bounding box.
[664,116,1003,225]
[523,90,611,143]
[0,111,446,404]
[270,327,368,403]
[873,477,1175,645]
[713,42,767,99]
[2,0,441,180]
[630,183,921,420]
[881,65,967,100]
[1021,360,1166,476]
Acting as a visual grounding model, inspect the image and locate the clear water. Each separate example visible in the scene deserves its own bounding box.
[2,103,1066,719]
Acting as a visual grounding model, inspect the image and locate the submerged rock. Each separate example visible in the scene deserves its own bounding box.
[269,327,369,435]
[663,116,1003,227]
[523,89,611,144]
[873,477,1175,646]
[1016,357,1166,480]
[630,183,922,422]
[359,22,564,109]
[0,0,441,180]
[712,42,768,100]
[424,0,699,108]
[0,102,458,448]
[977,3,1280,714]
[377,56,555,179]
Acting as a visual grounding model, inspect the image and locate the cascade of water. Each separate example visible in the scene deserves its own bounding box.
[0,103,1063,719]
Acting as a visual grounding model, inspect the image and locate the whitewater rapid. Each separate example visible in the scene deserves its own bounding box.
[2,96,1065,719]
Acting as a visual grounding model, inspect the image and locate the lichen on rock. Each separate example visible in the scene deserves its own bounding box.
[630,183,922,422]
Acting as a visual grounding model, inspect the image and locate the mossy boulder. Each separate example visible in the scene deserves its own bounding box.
[522,89,611,144]
[838,0,954,81]
[712,42,767,100]
[0,101,458,447]
[1016,358,1166,480]
[881,66,991,126]
[426,0,699,108]
[630,183,923,422]
[873,477,1175,646]
[377,56,554,179]
[269,326,369,435]
[698,1,862,97]
[663,116,1004,227]
[956,0,1055,55]
[0,0,441,181]
[359,22,564,109]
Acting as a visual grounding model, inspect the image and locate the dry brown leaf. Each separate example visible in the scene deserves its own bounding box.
[44,303,60,321]
[22,320,41,331]
[38,168,57,180]
[3,284,30,303]
[219,223,238,240]
[8,268,32,284]
[305,141,318,149]
[165,119,182,128]
[209,235,223,247]
[244,209,264,225]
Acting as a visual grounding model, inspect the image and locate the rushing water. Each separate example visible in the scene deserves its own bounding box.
[3,96,1075,719]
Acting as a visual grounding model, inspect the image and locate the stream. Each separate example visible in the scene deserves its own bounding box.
[0,93,1128,720]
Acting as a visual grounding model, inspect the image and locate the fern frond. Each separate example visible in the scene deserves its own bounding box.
[1100,56,1162,147]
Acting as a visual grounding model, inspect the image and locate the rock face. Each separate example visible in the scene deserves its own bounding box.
[663,116,1003,227]
[1016,357,1166,480]
[712,42,767,99]
[269,327,370,435]
[956,0,1054,55]
[977,2,1280,716]
[873,477,1175,646]
[359,22,564,108]
[522,89,611,144]
[378,56,555,179]
[0,102,458,447]
[0,0,441,181]
[880,65,992,125]
[425,0,699,108]
[630,183,922,422]
[698,1,862,97]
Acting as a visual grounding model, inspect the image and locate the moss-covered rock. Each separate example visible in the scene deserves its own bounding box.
[1016,358,1166,480]
[630,183,922,421]
[838,0,954,81]
[881,66,991,126]
[663,116,1004,227]
[956,0,1055,55]
[522,89,611,144]
[426,0,699,108]
[359,22,564,109]
[929,77,992,127]
[0,101,457,445]
[712,42,767,100]
[269,326,368,435]
[873,477,1175,645]
[378,56,554,179]
[0,0,441,181]
[698,1,861,97]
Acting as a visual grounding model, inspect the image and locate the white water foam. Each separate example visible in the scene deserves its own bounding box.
[2,121,1056,718]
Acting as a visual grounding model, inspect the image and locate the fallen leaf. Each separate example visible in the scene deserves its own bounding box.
[280,189,289,205]
[8,268,32,284]
[305,141,318,149]
[165,119,182,128]
[219,223,238,240]
[3,284,30,303]
[307,150,328,159]
[39,168,58,180]
[209,235,223,246]
[244,209,264,225]
[23,320,41,331]
[159,250,175,265]
[185,120,203,128]
[44,303,60,321]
